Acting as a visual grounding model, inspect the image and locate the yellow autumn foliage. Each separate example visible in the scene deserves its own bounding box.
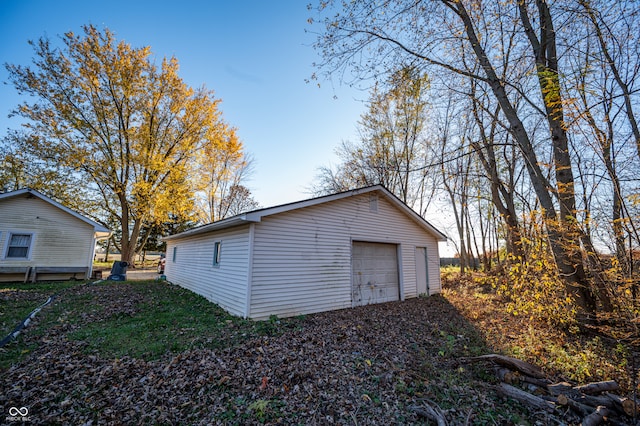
[5,25,244,262]
[496,239,578,327]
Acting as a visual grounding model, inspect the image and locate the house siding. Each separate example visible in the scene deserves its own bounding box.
[249,192,441,319]
[165,225,250,317]
[0,195,96,281]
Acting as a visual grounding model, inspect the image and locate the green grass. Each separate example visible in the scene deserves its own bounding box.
[1,280,298,368]
[0,281,82,369]
[0,293,41,335]
[0,281,81,292]
[0,281,77,335]
[69,284,261,359]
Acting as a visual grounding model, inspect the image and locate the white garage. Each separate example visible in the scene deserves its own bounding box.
[164,185,447,319]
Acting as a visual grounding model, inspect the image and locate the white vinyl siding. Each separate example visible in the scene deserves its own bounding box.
[0,195,96,279]
[250,213,352,318]
[165,226,250,317]
[249,193,441,319]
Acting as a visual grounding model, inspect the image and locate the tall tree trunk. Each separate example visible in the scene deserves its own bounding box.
[523,0,599,314]
[469,93,524,259]
[117,190,138,266]
[103,237,111,263]
[126,218,143,266]
[451,0,598,316]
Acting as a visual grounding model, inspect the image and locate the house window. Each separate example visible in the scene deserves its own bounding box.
[6,233,33,259]
[213,241,221,267]
[172,246,178,262]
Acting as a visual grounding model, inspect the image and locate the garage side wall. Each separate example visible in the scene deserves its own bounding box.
[165,225,250,317]
[249,193,441,319]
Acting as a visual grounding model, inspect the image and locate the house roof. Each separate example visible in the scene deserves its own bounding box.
[0,188,111,239]
[164,185,448,242]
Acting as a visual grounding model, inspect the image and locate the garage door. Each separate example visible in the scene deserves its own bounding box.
[352,242,399,306]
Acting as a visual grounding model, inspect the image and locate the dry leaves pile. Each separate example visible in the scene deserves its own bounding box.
[0,284,560,424]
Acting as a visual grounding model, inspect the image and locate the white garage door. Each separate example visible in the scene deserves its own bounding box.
[352,242,399,306]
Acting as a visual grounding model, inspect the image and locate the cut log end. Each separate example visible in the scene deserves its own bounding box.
[621,397,639,417]
[496,367,520,385]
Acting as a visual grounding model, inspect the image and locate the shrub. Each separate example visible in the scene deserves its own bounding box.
[495,242,577,327]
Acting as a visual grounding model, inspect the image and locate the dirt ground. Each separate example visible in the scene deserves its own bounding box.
[2,278,633,424]
[1,284,521,425]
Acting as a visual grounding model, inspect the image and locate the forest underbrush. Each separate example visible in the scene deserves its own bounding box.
[442,266,638,395]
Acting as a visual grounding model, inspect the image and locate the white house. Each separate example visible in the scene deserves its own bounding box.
[0,188,111,282]
[164,185,447,320]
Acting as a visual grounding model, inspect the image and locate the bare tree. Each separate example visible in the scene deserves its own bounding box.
[312,0,614,316]
[312,66,435,210]
[578,0,640,161]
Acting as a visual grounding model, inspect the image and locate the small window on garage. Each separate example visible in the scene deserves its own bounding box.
[213,241,221,267]
[172,246,178,262]
[6,233,33,259]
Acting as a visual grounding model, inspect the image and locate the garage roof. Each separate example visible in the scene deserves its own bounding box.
[164,185,447,242]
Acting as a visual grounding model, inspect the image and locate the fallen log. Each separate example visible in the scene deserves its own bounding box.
[577,394,617,410]
[497,383,555,413]
[521,374,551,388]
[472,354,634,423]
[524,382,547,396]
[547,382,575,397]
[557,394,592,416]
[574,380,619,395]
[581,406,610,426]
[607,393,639,417]
[467,354,546,378]
[540,394,559,403]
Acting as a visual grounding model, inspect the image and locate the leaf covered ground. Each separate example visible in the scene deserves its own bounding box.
[0,279,633,425]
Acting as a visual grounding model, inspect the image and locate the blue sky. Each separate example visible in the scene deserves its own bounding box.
[0,0,368,207]
[0,1,459,255]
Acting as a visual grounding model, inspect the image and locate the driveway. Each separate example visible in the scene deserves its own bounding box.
[96,268,161,281]
[125,268,161,281]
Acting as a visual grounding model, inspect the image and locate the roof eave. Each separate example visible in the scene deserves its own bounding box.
[162,215,257,241]
[95,230,112,240]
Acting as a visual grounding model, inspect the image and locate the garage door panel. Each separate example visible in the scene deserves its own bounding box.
[382,271,398,282]
[352,242,399,306]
